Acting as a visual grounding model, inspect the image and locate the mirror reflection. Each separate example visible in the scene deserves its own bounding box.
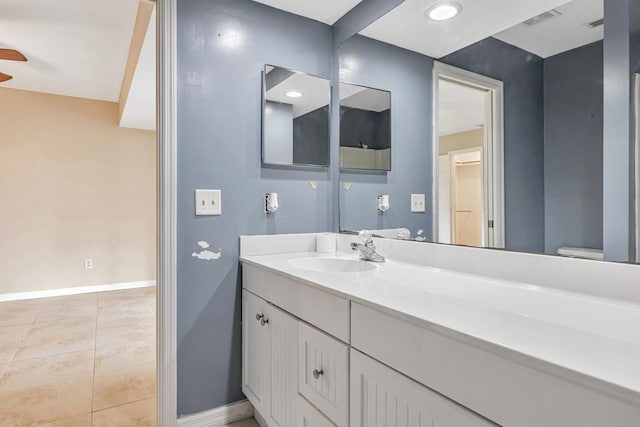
[339,0,623,261]
[262,65,330,167]
[339,83,391,171]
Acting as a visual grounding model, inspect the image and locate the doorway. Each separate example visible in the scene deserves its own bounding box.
[432,62,505,248]
[0,1,159,425]
[439,147,485,246]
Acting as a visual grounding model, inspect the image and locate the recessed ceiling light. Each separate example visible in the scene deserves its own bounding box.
[425,2,463,22]
[286,91,303,98]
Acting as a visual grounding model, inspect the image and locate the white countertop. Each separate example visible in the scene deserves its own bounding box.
[240,251,640,402]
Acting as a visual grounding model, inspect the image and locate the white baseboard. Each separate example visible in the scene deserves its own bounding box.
[177,400,254,427]
[0,280,156,302]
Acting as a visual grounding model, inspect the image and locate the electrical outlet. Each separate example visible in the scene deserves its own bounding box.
[195,189,222,216]
[84,259,93,269]
[411,194,426,213]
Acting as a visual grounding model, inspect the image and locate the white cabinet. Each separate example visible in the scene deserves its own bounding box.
[243,290,298,427]
[297,395,337,427]
[298,323,349,427]
[350,350,495,427]
[242,290,270,414]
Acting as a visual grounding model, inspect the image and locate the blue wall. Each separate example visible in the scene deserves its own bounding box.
[544,41,604,254]
[177,0,332,415]
[440,38,546,253]
[338,35,434,236]
[603,0,634,261]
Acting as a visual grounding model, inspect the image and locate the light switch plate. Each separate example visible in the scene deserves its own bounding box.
[411,194,426,213]
[195,189,221,216]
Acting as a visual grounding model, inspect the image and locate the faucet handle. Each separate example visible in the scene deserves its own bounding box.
[358,229,373,244]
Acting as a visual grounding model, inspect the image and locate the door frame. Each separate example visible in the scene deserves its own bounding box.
[635,73,640,263]
[432,61,505,248]
[157,0,178,425]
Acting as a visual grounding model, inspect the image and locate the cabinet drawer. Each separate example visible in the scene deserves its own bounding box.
[298,396,336,427]
[243,264,350,342]
[351,349,494,427]
[298,323,349,427]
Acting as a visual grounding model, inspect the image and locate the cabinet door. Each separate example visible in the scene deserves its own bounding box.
[299,323,349,427]
[265,303,298,427]
[242,290,270,415]
[298,396,337,427]
[350,350,495,427]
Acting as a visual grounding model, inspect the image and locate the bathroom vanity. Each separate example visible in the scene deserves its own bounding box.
[240,233,640,427]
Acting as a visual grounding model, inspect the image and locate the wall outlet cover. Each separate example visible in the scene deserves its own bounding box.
[411,194,426,213]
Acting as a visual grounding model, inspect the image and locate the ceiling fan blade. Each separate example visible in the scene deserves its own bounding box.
[0,72,13,82]
[0,49,27,62]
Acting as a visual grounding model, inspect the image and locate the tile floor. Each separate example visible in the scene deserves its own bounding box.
[226,420,259,427]
[0,287,156,426]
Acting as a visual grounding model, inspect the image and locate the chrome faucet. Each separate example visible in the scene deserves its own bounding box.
[351,230,385,263]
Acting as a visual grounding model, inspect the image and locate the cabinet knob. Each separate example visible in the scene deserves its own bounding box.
[256,313,264,322]
[260,318,269,326]
[312,369,323,379]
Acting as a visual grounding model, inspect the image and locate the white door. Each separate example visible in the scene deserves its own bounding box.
[242,290,270,415]
[266,303,299,427]
[350,350,494,427]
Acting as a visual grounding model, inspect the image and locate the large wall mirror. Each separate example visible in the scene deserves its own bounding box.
[339,0,639,263]
[262,65,330,167]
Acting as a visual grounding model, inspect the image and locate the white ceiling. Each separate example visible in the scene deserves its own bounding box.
[0,0,139,102]
[359,0,572,58]
[266,72,330,118]
[340,83,390,112]
[494,0,603,58]
[120,8,156,131]
[252,0,363,24]
[438,79,486,136]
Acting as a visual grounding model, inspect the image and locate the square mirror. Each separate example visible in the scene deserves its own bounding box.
[339,83,391,171]
[262,65,330,167]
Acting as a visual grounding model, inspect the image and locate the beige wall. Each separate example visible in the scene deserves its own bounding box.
[439,128,483,155]
[0,88,156,294]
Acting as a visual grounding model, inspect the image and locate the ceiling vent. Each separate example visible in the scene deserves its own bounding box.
[587,18,604,29]
[523,9,562,26]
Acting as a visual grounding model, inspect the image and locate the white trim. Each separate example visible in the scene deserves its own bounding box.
[635,73,640,263]
[177,400,254,427]
[157,0,178,425]
[0,280,155,303]
[432,61,505,248]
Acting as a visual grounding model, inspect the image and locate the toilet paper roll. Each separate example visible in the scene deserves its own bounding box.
[316,233,336,254]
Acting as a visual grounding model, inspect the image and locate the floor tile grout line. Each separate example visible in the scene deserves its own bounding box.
[6,303,43,365]
[10,344,97,364]
[91,393,157,414]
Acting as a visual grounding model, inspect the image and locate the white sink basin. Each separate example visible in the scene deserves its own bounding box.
[291,257,379,273]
